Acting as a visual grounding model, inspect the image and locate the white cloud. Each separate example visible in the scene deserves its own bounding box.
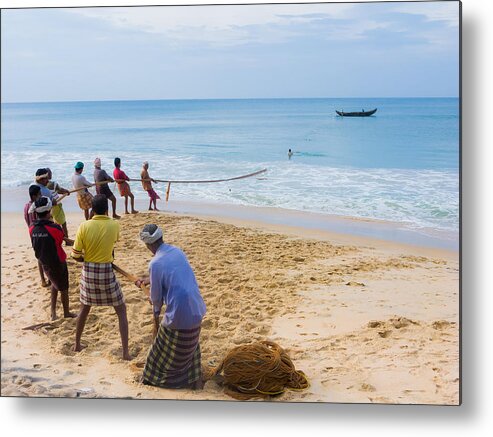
[70,4,352,31]
[68,4,355,46]
[393,1,459,27]
[66,2,458,48]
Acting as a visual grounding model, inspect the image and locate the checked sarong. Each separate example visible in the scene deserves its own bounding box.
[80,262,124,306]
[143,324,202,388]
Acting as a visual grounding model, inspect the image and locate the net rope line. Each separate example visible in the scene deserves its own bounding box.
[56,168,267,202]
[128,168,267,184]
[205,340,309,400]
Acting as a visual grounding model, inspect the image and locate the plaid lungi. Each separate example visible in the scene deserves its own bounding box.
[143,324,202,388]
[146,189,161,201]
[77,191,93,211]
[79,262,124,306]
[116,181,130,197]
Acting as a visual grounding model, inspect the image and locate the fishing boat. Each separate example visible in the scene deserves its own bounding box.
[336,108,377,117]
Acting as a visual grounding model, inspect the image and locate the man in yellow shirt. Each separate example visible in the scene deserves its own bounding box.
[71,194,130,360]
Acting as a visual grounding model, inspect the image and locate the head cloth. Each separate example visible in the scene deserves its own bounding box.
[140,225,163,244]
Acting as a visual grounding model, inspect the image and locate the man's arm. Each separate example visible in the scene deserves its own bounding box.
[103,170,114,183]
[149,264,164,315]
[149,262,162,337]
[24,205,30,227]
[135,276,150,287]
[135,276,152,305]
[71,225,84,262]
[82,175,93,188]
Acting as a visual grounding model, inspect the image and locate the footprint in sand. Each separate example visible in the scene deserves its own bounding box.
[367,320,384,328]
[359,383,376,392]
[125,297,143,304]
[60,343,77,356]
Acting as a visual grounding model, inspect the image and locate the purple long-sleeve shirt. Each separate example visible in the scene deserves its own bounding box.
[149,243,206,330]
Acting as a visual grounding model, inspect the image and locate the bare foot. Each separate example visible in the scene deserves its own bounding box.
[154,208,159,211]
[148,207,153,211]
[73,343,87,353]
[64,238,74,246]
[131,210,139,214]
[113,214,121,220]
[64,312,78,319]
[51,313,57,321]
[123,352,132,361]
[41,280,51,288]
[125,211,130,214]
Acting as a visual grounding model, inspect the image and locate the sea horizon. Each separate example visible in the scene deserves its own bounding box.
[2,96,459,105]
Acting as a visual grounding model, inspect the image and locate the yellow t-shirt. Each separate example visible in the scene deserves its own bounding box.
[72,215,120,263]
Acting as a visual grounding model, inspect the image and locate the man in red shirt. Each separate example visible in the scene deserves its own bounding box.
[113,157,138,215]
[29,197,77,320]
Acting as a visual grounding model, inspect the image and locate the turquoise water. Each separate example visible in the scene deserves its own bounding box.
[1,98,459,234]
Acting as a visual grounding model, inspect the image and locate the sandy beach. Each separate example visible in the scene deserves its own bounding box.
[0,208,459,403]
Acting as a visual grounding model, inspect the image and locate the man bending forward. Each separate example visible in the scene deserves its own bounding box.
[136,224,206,389]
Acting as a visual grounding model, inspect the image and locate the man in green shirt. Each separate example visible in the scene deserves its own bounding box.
[71,194,130,361]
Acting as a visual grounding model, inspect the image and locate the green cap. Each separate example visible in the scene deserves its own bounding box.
[75,161,84,169]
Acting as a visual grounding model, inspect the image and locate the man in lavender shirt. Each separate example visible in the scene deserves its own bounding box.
[136,224,206,389]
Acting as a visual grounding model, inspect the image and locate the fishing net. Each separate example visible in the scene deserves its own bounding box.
[206,340,309,400]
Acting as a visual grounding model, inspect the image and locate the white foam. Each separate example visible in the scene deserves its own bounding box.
[1,151,458,233]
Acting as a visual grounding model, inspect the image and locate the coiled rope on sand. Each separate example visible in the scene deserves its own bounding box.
[206,340,309,400]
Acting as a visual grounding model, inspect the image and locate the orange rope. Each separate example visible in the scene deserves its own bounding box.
[207,340,309,400]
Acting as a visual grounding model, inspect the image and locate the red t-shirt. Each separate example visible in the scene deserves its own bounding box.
[29,219,67,266]
[113,168,129,182]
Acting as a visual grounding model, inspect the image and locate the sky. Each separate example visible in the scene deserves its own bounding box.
[1,1,460,102]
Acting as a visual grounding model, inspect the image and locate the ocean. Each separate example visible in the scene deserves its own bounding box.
[1,98,459,240]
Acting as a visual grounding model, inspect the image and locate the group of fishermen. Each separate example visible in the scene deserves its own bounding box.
[74,157,161,220]
[25,163,207,390]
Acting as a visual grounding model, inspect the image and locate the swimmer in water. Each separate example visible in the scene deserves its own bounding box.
[288,149,294,160]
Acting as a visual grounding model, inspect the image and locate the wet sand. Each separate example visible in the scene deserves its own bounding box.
[0,209,459,403]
